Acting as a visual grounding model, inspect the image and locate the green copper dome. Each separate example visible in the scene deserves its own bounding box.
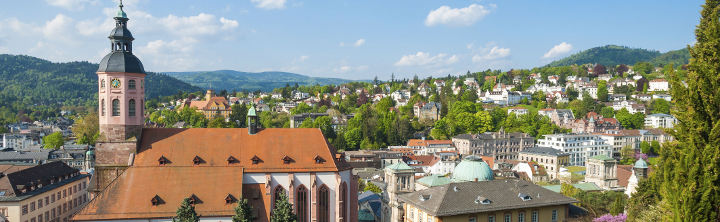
[634,158,648,169]
[451,155,494,182]
[116,1,127,18]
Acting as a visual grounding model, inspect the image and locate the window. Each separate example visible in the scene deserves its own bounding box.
[488,215,495,222]
[151,195,163,206]
[227,156,239,164]
[505,214,511,222]
[38,215,43,222]
[317,185,330,222]
[296,186,308,222]
[531,211,538,222]
[46,196,49,205]
[63,203,67,213]
[468,217,477,222]
[225,194,237,204]
[551,210,557,222]
[192,156,203,165]
[51,194,55,203]
[272,186,285,209]
[51,208,55,218]
[129,99,136,116]
[101,99,105,116]
[158,156,170,165]
[31,218,36,222]
[129,80,136,89]
[518,212,525,222]
[112,99,120,116]
[22,205,28,215]
[45,212,49,222]
[30,202,35,212]
[63,190,66,198]
[339,182,347,222]
[251,156,261,164]
[38,199,43,208]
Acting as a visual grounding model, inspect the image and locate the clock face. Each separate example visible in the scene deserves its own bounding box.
[111,78,121,88]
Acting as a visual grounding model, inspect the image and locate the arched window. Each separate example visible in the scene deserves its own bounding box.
[296,186,308,222]
[112,99,120,116]
[101,99,105,116]
[339,182,347,222]
[128,80,136,89]
[129,99,136,116]
[101,79,105,88]
[273,186,285,209]
[318,185,330,222]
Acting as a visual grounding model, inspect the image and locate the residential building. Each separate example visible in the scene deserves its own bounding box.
[0,162,90,222]
[512,162,550,182]
[413,102,441,122]
[398,180,577,222]
[536,134,614,166]
[653,94,672,101]
[452,131,534,160]
[631,94,652,101]
[649,79,669,91]
[594,130,642,158]
[382,162,416,222]
[478,90,531,105]
[507,107,528,116]
[76,7,357,222]
[538,109,575,127]
[585,155,619,190]
[0,151,49,165]
[640,129,674,144]
[608,94,626,101]
[405,139,455,155]
[611,100,646,114]
[519,147,570,180]
[645,113,677,128]
[569,112,621,134]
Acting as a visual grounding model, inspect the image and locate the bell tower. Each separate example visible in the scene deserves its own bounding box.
[92,0,146,193]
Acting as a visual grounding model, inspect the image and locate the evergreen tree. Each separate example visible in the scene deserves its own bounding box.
[659,1,720,220]
[229,103,248,127]
[175,198,199,222]
[270,192,297,222]
[597,80,609,102]
[232,199,255,222]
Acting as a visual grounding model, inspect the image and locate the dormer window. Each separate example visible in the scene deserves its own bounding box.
[518,193,532,201]
[225,194,237,204]
[314,155,325,164]
[193,156,204,165]
[188,194,200,205]
[158,156,170,165]
[475,196,491,204]
[227,156,239,164]
[151,195,163,206]
[251,156,262,164]
[282,156,293,164]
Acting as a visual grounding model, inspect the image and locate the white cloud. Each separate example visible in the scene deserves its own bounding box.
[136,37,199,71]
[46,0,97,10]
[333,65,368,73]
[251,0,286,10]
[394,52,459,67]
[472,46,510,62]
[220,17,239,30]
[542,42,573,58]
[425,4,491,27]
[354,39,365,47]
[43,14,76,42]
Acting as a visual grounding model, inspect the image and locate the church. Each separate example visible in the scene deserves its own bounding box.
[72,3,358,222]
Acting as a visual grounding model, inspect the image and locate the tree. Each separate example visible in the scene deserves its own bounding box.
[270,192,297,222]
[615,108,644,129]
[617,64,629,75]
[175,198,199,222]
[650,99,670,114]
[229,104,248,127]
[633,61,654,75]
[597,80,609,102]
[72,113,99,145]
[600,106,615,118]
[640,141,652,154]
[593,64,607,75]
[232,199,255,222]
[208,117,228,128]
[364,181,382,193]
[650,141,660,155]
[43,132,64,149]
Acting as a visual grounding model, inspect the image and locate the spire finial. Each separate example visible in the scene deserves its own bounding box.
[116,0,127,18]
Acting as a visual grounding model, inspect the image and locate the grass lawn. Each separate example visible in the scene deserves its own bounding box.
[566,166,586,173]
[565,166,586,183]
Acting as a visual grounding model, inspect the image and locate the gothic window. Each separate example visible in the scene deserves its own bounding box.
[129,80,136,89]
[129,99,136,116]
[317,185,330,222]
[339,182,348,222]
[296,185,308,222]
[273,186,285,209]
[112,99,120,116]
[101,99,105,116]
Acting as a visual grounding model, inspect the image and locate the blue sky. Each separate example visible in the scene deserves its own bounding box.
[0,0,703,80]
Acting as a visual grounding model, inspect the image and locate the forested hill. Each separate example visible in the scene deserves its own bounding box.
[0,54,201,121]
[546,45,690,67]
[165,70,357,92]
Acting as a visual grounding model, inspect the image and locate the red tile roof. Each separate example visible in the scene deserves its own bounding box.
[406,139,453,147]
[73,128,347,221]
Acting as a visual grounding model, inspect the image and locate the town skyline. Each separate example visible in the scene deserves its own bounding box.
[0,0,703,80]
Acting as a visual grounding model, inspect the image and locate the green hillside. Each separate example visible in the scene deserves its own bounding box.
[0,54,201,122]
[166,70,358,92]
[649,48,691,67]
[546,45,662,67]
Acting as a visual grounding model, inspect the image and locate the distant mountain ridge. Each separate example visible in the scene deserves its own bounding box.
[165,70,360,92]
[0,54,202,107]
[546,45,690,67]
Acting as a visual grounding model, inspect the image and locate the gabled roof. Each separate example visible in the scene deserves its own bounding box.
[399,180,577,217]
[73,128,347,221]
[407,139,453,147]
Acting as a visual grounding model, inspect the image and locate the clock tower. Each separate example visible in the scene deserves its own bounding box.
[92,1,145,193]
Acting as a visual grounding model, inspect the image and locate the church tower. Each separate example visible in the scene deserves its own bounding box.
[92,1,145,193]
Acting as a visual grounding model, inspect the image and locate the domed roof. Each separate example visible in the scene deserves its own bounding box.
[110,25,133,40]
[451,155,494,182]
[98,51,145,73]
[634,158,648,169]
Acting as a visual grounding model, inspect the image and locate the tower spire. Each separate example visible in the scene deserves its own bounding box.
[116,0,127,18]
